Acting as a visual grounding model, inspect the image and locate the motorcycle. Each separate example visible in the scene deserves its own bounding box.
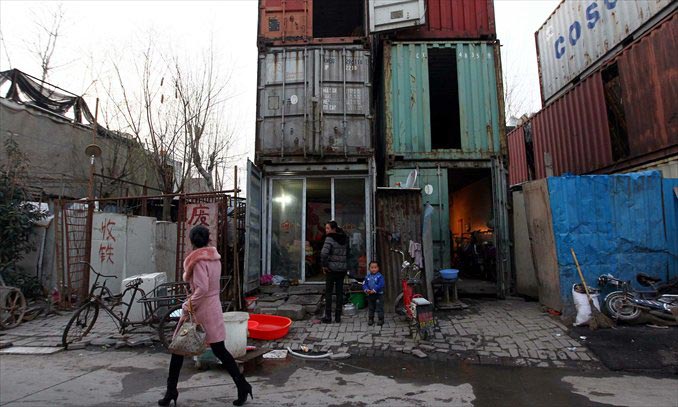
[598,273,678,323]
[391,249,434,340]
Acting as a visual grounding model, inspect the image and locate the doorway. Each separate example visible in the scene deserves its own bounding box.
[448,168,497,295]
[267,175,370,283]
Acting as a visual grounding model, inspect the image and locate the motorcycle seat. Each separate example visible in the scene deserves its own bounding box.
[636,273,661,286]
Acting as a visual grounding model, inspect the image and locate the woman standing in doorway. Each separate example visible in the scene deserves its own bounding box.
[159,225,253,406]
[321,220,349,323]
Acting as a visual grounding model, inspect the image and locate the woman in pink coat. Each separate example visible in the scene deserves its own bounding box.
[159,225,252,406]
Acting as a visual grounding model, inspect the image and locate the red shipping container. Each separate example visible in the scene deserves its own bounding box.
[532,72,613,179]
[507,126,529,186]
[616,13,678,158]
[393,0,496,40]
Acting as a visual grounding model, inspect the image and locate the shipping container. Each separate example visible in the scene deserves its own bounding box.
[258,0,367,46]
[382,41,504,161]
[387,159,511,297]
[536,0,674,104]
[392,0,496,40]
[507,15,678,183]
[532,71,612,179]
[369,0,426,33]
[616,13,677,158]
[256,45,372,160]
[507,125,528,186]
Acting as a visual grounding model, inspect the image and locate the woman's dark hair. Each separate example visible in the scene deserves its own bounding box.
[189,225,210,248]
[326,220,339,231]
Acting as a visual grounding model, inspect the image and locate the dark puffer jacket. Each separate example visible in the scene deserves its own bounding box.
[321,231,348,273]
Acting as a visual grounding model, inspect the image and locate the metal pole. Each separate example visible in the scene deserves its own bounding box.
[233,166,241,309]
[84,98,99,302]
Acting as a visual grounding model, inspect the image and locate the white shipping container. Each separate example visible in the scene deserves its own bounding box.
[368,0,426,33]
[536,0,674,103]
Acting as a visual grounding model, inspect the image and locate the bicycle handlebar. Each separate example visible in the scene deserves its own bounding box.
[74,261,118,279]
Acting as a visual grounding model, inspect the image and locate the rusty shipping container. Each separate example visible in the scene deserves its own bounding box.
[256,45,372,161]
[375,188,423,308]
[382,41,505,161]
[258,0,367,46]
[508,14,678,182]
[536,0,675,104]
[532,72,612,180]
[614,13,677,160]
[392,0,496,40]
[507,125,529,187]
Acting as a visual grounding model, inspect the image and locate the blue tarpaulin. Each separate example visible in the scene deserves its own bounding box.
[663,178,678,280]
[547,171,669,312]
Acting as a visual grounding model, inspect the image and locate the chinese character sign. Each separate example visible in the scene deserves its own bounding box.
[182,203,219,261]
[90,213,127,293]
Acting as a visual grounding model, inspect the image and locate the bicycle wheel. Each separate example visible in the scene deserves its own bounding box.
[62,302,99,349]
[158,304,182,349]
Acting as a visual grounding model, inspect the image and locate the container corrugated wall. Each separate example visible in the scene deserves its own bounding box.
[393,0,496,40]
[617,13,678,157]
[375,188,423,308]
[532,72,612,179]
[536,0,674,103]
[259,0,311,44]
[384,41,503,160]
[507,126,528,186]
[256,45,372,160]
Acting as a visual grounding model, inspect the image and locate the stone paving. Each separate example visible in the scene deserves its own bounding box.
[0,298,600,370]
[251,298,600,369]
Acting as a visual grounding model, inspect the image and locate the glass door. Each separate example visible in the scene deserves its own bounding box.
[269,179,304,281]
[267,176,370,282]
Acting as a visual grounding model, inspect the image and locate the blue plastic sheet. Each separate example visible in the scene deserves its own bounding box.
[663,178,678,280]
[547,171,668,311]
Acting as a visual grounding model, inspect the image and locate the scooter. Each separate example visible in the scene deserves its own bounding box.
[391,249,434,340]
[598,273,678,323]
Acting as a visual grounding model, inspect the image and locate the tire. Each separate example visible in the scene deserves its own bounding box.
[604,291,642,321]
[62,302,99,349]
[158,304,182,350]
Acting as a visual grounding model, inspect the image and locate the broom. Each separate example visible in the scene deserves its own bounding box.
[570,248,614,330]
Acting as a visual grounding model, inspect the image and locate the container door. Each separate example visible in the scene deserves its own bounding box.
[368,0,426,33]
[244,160,263,294]
[491,156,511,298]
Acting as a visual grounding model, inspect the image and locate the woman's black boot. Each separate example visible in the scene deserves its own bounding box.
[233,376,253,406]
[158,388,178,406]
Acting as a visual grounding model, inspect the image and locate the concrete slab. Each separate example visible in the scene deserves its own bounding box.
[287,294,322,306]
[0,346,63,355]
[276,304,306,321]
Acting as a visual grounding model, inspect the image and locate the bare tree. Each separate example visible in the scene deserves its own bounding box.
[25,3,66,83]
[501,54,532,125]
[103,38,236,218]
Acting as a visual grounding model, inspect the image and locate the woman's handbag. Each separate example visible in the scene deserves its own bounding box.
[168,299,206,356]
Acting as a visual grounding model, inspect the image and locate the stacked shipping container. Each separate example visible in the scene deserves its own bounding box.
[250,0,511,297]
[375,1,510,297]
[508,11,677,186]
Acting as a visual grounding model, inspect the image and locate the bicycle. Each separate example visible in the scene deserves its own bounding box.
[62,262,189,350]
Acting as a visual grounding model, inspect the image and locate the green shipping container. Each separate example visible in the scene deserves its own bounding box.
[383,41,505,160]
[387,168,451,271]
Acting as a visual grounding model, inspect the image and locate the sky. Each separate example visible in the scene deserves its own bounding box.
[0,0,560,188]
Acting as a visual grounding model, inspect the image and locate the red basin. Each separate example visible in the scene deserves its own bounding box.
[247,314,292,340]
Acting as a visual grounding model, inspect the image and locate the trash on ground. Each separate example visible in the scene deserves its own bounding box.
[262,349,288,359]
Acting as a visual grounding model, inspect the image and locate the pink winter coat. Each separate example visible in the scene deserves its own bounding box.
[180,246,225,344]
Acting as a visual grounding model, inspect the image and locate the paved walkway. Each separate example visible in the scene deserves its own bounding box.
[0,299,600,370]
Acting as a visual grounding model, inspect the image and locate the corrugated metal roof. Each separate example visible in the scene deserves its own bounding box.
[532,72,612,179]
[536,0,673,103]
[507,126,528,186]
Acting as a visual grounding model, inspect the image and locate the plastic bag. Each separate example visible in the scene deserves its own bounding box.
[573,284,601,326]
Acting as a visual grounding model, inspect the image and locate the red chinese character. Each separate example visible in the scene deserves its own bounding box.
[100,219,116,241]
[187,205,211,227]
[99,244,115,264]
